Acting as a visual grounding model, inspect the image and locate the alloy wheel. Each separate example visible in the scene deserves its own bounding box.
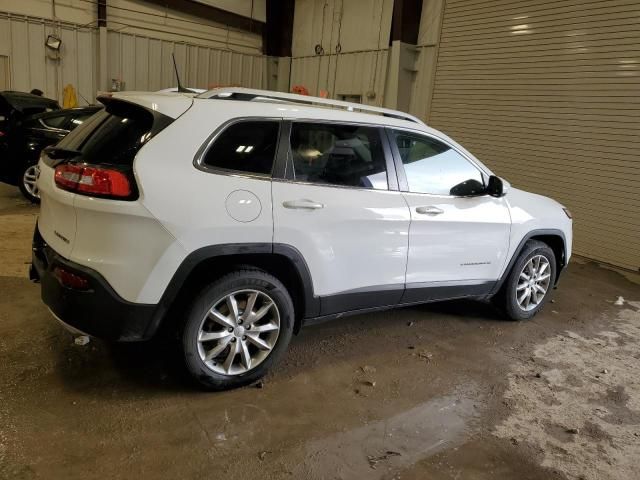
[23,165,40,199]
[196,289,281,375]
[516,254,552,311]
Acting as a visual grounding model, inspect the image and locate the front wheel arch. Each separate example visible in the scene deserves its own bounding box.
[496,239,557,320]
[492,229,566,296]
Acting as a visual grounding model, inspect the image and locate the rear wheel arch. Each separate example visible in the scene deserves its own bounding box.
[147,244,319,338]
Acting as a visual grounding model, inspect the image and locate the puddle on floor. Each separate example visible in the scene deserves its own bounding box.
[292,389,478,479]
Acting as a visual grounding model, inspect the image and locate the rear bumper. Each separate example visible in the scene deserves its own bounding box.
[31,225,157,341]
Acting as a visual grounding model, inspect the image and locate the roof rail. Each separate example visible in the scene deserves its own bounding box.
[197,87,426,125]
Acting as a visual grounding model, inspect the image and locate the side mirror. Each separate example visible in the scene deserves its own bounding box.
[487,175,506,197]
[449,178,486,197]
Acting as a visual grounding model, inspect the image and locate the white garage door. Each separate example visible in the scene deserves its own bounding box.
[429,0,640,271]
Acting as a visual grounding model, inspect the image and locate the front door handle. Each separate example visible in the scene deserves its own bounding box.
[282,199,325,210]
[416,205,444,215]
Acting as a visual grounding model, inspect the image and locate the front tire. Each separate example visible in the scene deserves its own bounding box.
[180,269,294,390]
[19,164,41,204]
[499,240,556,321]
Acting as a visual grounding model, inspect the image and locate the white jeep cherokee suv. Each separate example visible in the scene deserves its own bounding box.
[31,88,572,390]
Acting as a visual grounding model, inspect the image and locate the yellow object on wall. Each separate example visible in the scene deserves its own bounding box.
[62,84,78,108]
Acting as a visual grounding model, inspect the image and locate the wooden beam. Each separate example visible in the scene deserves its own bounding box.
[390,0,422,45]
[264,0,294,56]
[97,0,107,27]
[139,0,265,35]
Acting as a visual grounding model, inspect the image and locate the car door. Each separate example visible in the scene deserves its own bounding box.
[272,121,411,315]
[20,114,69,164]
[387,128,511,303]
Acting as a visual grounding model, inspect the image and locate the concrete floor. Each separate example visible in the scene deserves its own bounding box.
[1,182,639,480]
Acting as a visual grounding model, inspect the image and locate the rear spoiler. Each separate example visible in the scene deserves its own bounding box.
[97,91,193,119]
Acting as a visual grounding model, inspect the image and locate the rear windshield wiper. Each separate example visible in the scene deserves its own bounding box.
[44,146,82,159]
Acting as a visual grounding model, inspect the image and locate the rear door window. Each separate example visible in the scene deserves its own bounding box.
[289,122,388,190]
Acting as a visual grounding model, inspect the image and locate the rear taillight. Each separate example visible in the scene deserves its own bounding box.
[54,163,132,198]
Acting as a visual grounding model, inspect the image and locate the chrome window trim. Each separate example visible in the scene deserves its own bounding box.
[38,118,69,134]
[271,177,403,194]
[192,115,488,195]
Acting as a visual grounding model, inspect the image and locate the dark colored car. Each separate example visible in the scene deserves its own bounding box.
[0,93,100,202]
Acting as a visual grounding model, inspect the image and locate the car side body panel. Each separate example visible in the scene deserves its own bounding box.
[503,187,572,273]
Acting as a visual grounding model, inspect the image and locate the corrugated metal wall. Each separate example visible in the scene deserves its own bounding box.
[289,0,392,105]
[107,31,268,91]
[0,13,269,102]
[429,0,640,271]
[0,55,10,90]
[0,13,98,104]
[289,50,389,106]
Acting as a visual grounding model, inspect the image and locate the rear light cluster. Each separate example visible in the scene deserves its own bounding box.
[54,163,132,198]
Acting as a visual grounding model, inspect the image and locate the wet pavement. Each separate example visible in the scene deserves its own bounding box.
[1,182,639,480]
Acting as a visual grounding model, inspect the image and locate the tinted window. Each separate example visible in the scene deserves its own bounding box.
[394,132,484,195]
[56,101,161,166]
[290,123,387,190]
[202,121,279,175]
[41,115,68,129]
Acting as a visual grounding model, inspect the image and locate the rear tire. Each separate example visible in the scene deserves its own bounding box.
[180,269,294,390]
[499,240,556,321]
[18,164,40,204]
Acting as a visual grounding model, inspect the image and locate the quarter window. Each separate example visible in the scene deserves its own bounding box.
[202,121,279,175]
[393,132,484,196]
[289,123,388,190]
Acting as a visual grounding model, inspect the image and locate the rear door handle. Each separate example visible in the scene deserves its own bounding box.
[416,205,444,215]
[282,199,325,210]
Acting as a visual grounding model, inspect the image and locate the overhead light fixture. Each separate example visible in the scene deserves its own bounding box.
[45,35,62,51]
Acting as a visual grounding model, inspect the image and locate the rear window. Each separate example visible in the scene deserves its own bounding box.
[56,100,171,165]
[41,115,68,129]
